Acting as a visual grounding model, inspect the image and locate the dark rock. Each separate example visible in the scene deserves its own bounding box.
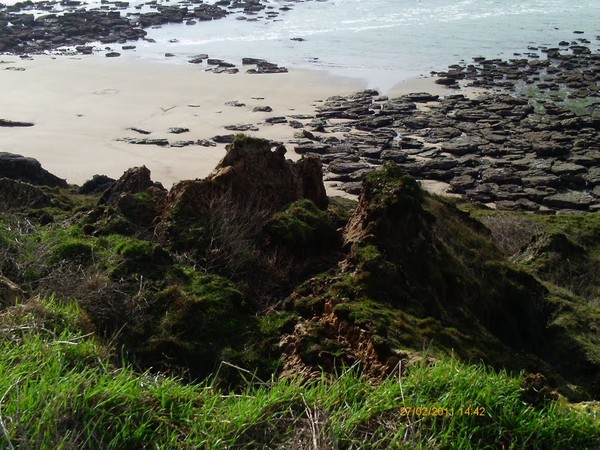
[224,124,259,132]
[212,134,236,144]
[543,191,595,210]
[532,142,570,157]
[171,141,198,148]
[241,57,266,65]
[403,92,440,102]
[253,106,272,112]
[399,137,424,149]
[521,175,560,188]
[338,181,363,195]
[76,45,94,54]
[211,67,239,74]
[325,167,371,182]
[356,147,382,159]
[465,183,500,203]
[435,76,459,86]
[426,127,462,142]
[294,142,331,155]
[78,174,116,195]
[225,100,246,107]
[100,166,158,205]
[380,149,407,163]
[265,116,287,124]
[550,161,586,176]
[480,168,520,185]
[247,61,288,74]
[0,119,34,127]
[98,166,166,225]
[127,127,151,135]
[197,139,217,147]
[449,175,476,192]
[0,152,67,187]
[168,127,190,134]
[354,116,394,131]
[328,159,370,175]
[118,137,170,146]
[441,136,487,156]
[301,129,319,141]
[584,167,600,185]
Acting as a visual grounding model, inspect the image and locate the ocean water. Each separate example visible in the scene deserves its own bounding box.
[4,0,600,89]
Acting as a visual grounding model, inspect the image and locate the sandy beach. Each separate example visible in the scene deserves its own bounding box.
[0,54,450,188]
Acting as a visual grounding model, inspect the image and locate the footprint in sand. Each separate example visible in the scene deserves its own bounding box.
[93,89,119,95]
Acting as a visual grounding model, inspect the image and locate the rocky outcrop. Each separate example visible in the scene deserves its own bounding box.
[344,163,433,250]
[99,166,167,225]
[99,166,155,205]
[0,152,67,187]
[162,136,328,220]
[280,164,559,383]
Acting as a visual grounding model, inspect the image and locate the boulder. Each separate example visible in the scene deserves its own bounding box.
[99,166,165,206]
[0,153,67,187]
[78,174,116,195]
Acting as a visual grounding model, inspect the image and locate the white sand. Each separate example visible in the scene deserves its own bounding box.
[0,55,450,188]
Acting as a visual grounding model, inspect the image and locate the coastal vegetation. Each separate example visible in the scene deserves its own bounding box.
[1,135,600,447]
[1,0,599,445]
[0,298,597,449]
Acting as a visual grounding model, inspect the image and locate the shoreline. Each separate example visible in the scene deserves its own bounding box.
[0,54,449,188]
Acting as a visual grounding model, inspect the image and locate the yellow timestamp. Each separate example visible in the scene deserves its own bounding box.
[399,406,487,417]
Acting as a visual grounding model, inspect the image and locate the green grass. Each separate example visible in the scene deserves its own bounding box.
[0,297,598,449]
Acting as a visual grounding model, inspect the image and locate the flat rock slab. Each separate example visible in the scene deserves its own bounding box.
[543,191,596,210]
[328,160,370,175]
[118,137,170,146]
